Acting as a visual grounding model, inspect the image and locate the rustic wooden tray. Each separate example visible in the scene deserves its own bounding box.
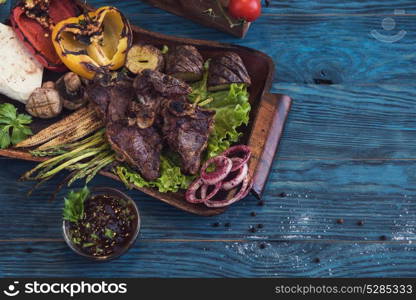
[0,19,291,216]
[139,0,251,38]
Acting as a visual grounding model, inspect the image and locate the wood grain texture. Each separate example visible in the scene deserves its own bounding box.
[1,0,416,277]
[0,241,415,278]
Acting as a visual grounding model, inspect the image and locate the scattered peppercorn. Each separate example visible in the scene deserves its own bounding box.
[249,226,257,233]
[224,222,231,227]
[357,220,364,226]
[212,222,220,227]
[279,192,287,198]
[24,248,33,253]
[336,218,344,224]
[314,258,321,263]
[380,235,388,241]
[257,224,264,229]
[259,243,266,249]
[250,212,257,217]
[257,200,265,206]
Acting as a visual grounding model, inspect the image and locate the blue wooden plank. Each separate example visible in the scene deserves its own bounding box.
[0,241,415,277]
[1,157,415,241]
[1,0,416,278]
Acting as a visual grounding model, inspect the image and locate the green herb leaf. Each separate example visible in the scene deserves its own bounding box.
[104,228,116,239]
[63,186,90,223]
[0,103,32,148]
[82,242,95,248]
[90,233,99,240]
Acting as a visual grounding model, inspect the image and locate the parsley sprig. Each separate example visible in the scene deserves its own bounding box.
[0,103,32,149]
[63,186,90,223]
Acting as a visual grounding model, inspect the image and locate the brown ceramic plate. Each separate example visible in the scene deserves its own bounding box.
[0,11,291,216]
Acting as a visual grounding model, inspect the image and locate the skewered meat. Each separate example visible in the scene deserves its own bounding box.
[208,52,251,91]
[106,122,162,181]
[161,98,215,175]
[165,45,204,82]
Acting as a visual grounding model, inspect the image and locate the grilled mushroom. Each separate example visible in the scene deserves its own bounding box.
[26,86,63,119]
[165,45,204,82]
[56,72,88,110]
[207,52,251,91]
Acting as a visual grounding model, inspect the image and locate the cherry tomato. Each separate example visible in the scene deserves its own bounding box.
[228,0,262,22]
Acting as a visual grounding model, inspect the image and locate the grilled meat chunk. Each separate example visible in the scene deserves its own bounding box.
[130,70,192,128]
[165,45,204,82]
[208,52,251,91]
[161,98,215,175]
[87,80,135,122]
[107,122,162,181]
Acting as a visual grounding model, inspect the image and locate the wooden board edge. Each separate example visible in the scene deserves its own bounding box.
[247,93,292,199]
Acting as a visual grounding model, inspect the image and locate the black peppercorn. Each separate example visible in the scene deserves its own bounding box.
[336,218,344,224]
[212,222,220,227]
[357,220,364,226]
[259,243,266,249]
[224,222,231,227]
[314,258,321,263]
[257,200,265,206]
[250,212,257,217]
[257,224,264,229]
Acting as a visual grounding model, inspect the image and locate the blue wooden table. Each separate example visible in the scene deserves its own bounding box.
[1,0,416,278]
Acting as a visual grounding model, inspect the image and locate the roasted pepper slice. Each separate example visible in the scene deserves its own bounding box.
[52,6,132,80]
[10,0,80,71]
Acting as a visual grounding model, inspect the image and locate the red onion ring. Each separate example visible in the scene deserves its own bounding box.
[200,155,232,185]
[222,160,248,191]
[185,178,222,204]
[222,145,251,171]
[204,175,251,208]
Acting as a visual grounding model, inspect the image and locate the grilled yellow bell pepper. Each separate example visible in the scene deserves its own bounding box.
[52,6,132,80]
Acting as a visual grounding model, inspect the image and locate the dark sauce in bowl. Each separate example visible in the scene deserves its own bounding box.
[63,188,140,261]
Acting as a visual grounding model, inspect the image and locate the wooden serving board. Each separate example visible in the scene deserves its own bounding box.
[139,0,251,38]
[0,17,291,216]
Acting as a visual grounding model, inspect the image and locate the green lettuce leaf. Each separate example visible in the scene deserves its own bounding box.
[204,83,251,157]
[115,155,195,193]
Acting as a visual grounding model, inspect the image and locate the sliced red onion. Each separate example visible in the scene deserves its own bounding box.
[185,178,221,204]
[201,182,222,200]
[222,160,248,191]
[204,175,251,208]
[200,155,232,185]
[240,176,253,199]
[222,145,251,171]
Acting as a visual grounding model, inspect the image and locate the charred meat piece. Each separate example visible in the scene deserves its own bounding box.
[87,80,135,122]
[106,122,162,181]
[133,69,192,97]
[165,45,204,82]
[161,98,215,175]
[208,52,251,91]
[130,70,192,128]
[126,44,165,75]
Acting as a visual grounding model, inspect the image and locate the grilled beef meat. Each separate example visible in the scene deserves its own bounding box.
[87,80,135,122]
[130,70,192,128]
[107,122,162,181]
[87,78,162,180]
[161,98,215,175]
[208,52,251,91]
[165,45,204,82]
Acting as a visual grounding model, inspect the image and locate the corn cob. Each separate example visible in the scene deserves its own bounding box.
[15,106,96,148]
[36,116,103,150]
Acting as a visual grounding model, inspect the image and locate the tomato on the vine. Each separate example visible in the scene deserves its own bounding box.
[228,0,262,22]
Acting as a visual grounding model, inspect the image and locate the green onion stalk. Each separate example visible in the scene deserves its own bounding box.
[21,129,116,187]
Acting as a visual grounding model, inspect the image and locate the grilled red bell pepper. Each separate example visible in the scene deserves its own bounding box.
[10,0,80,71]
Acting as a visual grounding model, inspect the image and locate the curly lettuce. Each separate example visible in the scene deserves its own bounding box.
[115,156,194,193]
